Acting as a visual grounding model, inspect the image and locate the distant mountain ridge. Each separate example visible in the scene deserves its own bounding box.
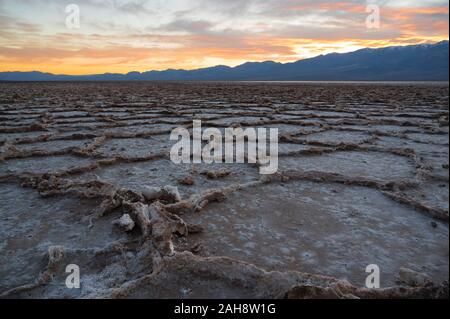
[1,41,448,81]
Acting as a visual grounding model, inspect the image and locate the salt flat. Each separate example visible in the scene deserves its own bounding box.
[0,82,448,299]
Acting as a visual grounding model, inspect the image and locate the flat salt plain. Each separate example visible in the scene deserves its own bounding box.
[0,82,448,299]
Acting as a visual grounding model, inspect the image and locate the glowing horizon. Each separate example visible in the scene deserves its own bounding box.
[0,0,448,75]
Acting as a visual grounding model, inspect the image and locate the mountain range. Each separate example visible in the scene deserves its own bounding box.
[0,41,448,81]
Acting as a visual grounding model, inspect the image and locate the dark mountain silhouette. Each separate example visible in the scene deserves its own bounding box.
[1,41,448,81]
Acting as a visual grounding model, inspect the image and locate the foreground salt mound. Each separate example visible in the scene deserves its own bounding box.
[113,214,135,232]
[141,185,182,203]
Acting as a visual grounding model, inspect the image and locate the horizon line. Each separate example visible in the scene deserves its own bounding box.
[2,40,448,77]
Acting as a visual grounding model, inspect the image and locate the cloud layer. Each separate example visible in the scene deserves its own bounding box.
[0,0,448,74]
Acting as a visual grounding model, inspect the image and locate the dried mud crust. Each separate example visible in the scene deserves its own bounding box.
[0,82,448,299]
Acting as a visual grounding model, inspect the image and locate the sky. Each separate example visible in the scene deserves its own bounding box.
[0,0,448,75]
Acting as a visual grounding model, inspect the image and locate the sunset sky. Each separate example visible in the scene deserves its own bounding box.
[0,0,448,75]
